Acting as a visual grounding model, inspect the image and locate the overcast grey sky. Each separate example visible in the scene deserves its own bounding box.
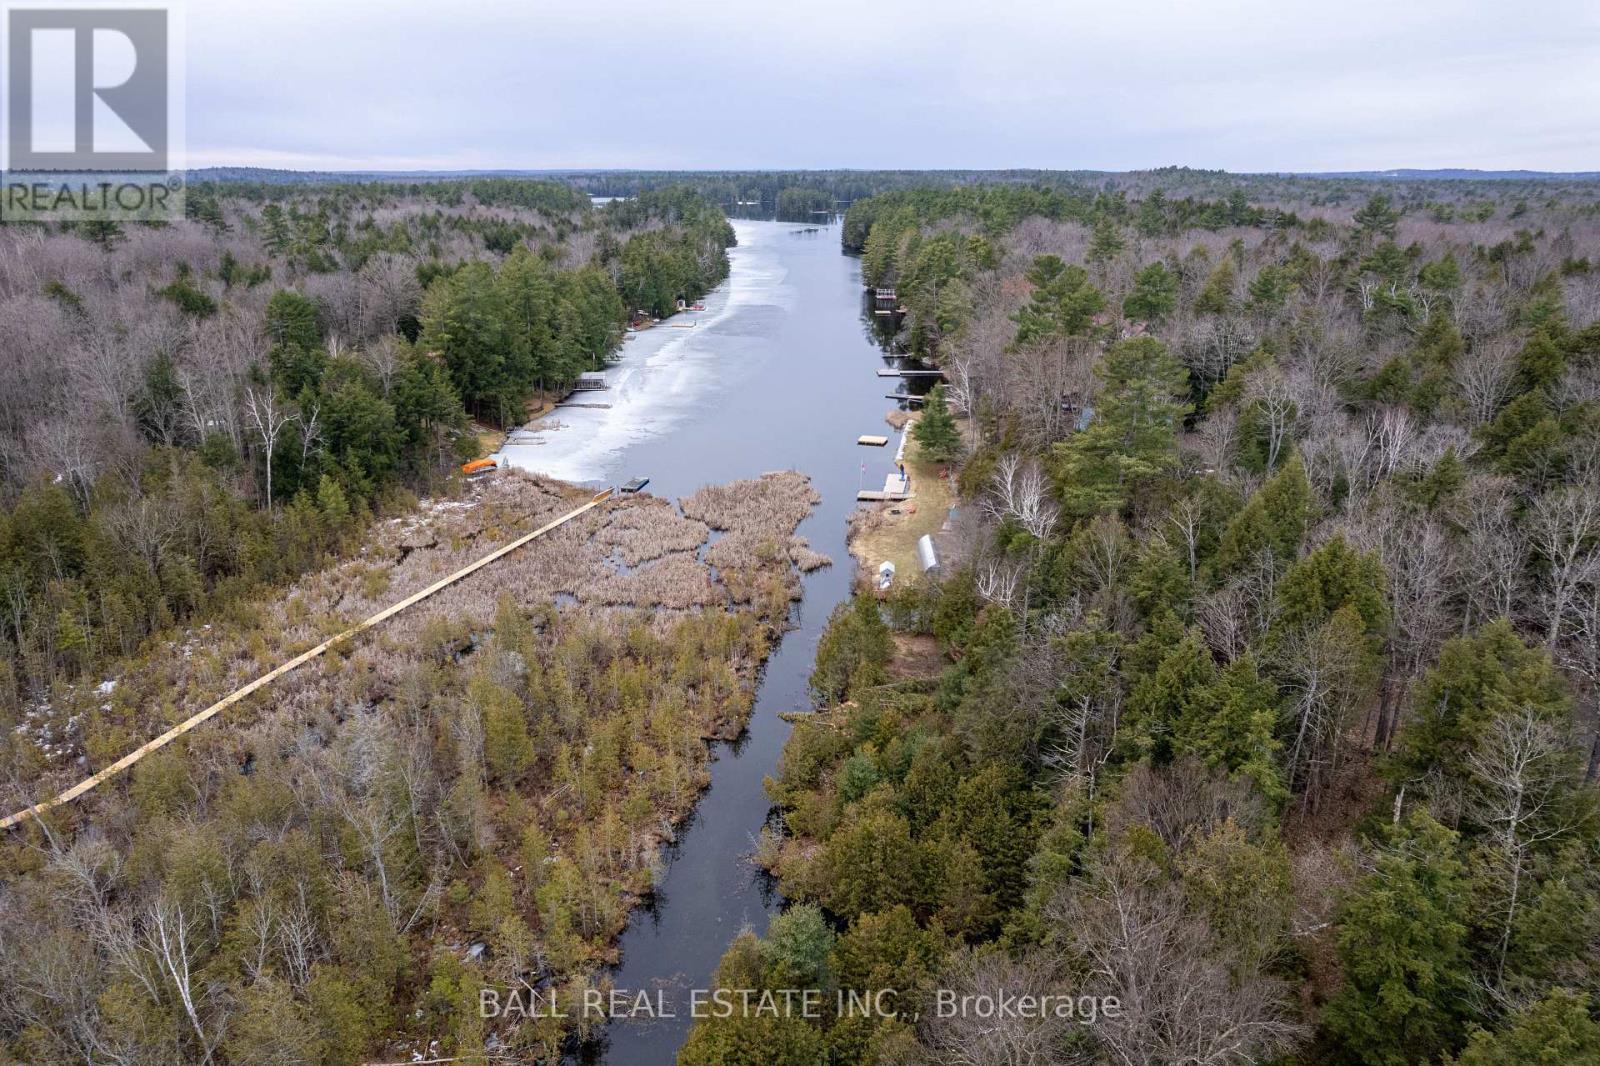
[184,0,1600,172]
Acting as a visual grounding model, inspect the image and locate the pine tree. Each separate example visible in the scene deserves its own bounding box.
[1013,255,1106,344]
[759,903,835,988]
[78,218,125,249]
[1194,258,1237,315]
[912,386,962,463]
[1354,194,1401,239]
[1123,261,1178,322]
[1052,337,1191,515]
[1088,217,1125,265]
[261,203,291,254]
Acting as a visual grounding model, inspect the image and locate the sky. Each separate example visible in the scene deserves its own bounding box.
[180,0,1600,173]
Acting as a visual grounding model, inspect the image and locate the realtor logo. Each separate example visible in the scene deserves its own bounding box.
[2,4,182,221]
[6,7,168,170]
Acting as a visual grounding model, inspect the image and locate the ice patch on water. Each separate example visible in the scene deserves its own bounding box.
[497,221,793,485]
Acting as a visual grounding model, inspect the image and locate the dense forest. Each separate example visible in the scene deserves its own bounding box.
[0,467,825,1064]
[6,166,1600,1065]
[0,176,743,1063]
[197,165,1600,223]
[0,181,733,711]
[681,179,1600,1064]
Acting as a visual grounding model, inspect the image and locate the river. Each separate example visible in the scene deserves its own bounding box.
[497,219,912,1063]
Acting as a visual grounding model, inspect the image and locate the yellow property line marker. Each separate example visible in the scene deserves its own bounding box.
[1,489,613,831]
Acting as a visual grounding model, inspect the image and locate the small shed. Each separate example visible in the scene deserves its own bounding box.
[916,534,939,573]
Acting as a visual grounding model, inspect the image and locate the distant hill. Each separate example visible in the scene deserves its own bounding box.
[186,166,579,184]
[187,165,1600,185]
[1309,168,1600,181]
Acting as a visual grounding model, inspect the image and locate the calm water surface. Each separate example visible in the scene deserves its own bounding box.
[499,220,910,1063]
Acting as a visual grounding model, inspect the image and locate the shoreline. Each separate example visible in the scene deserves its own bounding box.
[844,410,961,591]
[470,304,710,465]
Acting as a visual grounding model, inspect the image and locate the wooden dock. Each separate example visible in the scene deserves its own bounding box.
[1,489,617,830]
[858,471,910,502]
[877,368,946,378]
[858,435,889,447]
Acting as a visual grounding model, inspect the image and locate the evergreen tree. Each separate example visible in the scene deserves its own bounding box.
[1273,534,1388,641]
[1323,811,1472,1066]
[266,289,321,350]
[1123,261,1178,322]
[912,386,962,463]
[1354,194,1402,239]
[1178,653,1285,800]
[261,203,291,254]
[1391,619,1572,787]
[78,218,125,249]
[1454,989,1600,1066]
[811,595,893,703]
[1087,217,1125,264]
[419,261,515,423]
[760,903,835,988]
[1194,258,1237,314]
[1013,255,1106,344]
[1124,629,1216,763]
[1214,458,1312,573]
[1052,337,1191,515]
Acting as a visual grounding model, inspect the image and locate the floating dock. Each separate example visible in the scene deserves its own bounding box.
[876,368,947,378]
[620,477,650,494]
[857,435,889,447]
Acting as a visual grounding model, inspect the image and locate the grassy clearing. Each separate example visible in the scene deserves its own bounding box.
[848,450,956,588]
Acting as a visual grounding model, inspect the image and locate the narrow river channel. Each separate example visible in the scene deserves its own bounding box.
[498,219,912,1063]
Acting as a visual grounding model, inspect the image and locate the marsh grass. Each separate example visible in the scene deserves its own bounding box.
[592,497,710,566]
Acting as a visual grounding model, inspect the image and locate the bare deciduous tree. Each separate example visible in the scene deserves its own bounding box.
[243,385,294,510]
[1528,487,1600,648]
[1465,707,1580,984]
[986,453,1058,539]
[1050,847,1306,1066]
